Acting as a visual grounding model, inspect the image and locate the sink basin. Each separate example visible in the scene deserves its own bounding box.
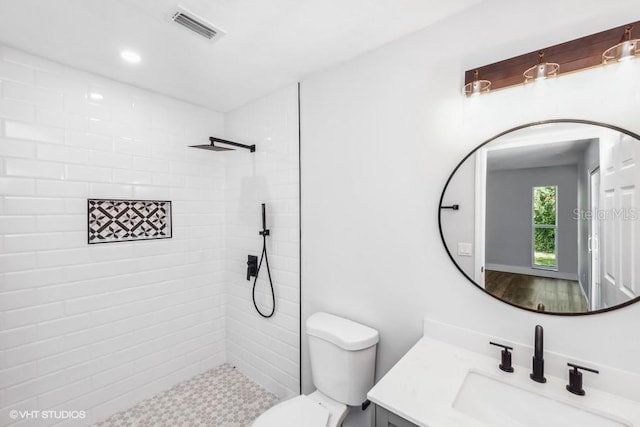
[453,370,631,427]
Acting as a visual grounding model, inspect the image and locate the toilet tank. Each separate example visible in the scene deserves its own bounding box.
[306,312,379,406]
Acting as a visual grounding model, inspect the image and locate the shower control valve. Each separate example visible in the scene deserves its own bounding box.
[247,255,258,281]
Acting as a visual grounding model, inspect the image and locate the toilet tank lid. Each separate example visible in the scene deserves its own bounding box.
[306,312,379,351]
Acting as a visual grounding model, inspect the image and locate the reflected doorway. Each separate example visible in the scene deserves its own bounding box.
[589,168,601,310]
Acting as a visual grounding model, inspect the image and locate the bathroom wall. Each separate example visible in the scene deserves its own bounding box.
[0,45,226,423]
[224,84,300,399]
[300,0,640,425]
[440,157,475,278]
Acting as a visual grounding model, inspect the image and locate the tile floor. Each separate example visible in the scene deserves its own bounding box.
[94,364,279,427]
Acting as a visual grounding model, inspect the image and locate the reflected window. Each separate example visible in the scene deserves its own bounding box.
[532,186,557,269]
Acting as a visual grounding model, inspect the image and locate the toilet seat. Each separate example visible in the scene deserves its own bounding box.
[252,395,330,427]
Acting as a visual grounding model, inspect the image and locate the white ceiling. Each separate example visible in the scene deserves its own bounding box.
[487,138,594,171]
[484,122,615,171]
[0,0,480,112]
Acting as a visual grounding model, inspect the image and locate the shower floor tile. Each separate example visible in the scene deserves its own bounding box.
[94,364,278,427]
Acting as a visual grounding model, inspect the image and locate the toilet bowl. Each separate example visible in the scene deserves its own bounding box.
[252,390,347,427]
[252,312,379,427]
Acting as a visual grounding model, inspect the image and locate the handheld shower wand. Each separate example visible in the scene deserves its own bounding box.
[252,203,275,318]
[260,203,269,237]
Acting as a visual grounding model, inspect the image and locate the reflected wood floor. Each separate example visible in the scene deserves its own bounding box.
[485,270,588,313]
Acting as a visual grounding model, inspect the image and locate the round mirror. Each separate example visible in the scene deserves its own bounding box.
[439,120,640,315]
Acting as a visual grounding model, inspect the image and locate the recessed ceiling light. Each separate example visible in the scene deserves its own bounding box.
[89,92,104,101]
[120,50,141,64]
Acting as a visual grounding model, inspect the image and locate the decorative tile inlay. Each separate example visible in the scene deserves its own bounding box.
[94,364,279,427]
[88,199,172,244]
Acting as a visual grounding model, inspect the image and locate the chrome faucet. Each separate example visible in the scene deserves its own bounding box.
[530,325,546,383]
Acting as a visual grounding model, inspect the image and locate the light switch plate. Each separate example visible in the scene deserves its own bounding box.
[458,242,472,257]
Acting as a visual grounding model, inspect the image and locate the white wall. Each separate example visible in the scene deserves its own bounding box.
[0,46,227,424]
[224,84,300,399]
[300,1,640,425]
[440,156,475,277]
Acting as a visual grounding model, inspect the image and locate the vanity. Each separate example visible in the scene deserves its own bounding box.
[367,320,640,427]
[366,119,640,426]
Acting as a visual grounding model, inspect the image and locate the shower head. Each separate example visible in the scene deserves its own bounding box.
[189,144,233,151]
[189,137,256,152]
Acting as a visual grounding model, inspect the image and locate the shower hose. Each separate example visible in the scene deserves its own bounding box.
[252,204,276,318]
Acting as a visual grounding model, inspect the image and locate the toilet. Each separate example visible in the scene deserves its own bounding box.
[252,312,379,427]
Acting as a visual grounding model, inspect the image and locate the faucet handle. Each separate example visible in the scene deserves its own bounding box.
[489,341,514,373]
[566,363,599,396]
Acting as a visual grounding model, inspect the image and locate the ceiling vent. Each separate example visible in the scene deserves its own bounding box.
[170,5,226,42]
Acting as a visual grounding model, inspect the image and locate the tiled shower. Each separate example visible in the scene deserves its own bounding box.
[224,85,300,399]
[0,45,299,423]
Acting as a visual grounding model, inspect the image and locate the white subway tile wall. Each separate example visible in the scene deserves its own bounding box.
[224,84,300,399]
[0,45,227,424]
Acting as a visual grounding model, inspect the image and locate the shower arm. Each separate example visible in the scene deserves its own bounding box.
[209,137,256,152]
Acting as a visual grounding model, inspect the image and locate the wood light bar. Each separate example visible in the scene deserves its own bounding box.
[464,21,640,93]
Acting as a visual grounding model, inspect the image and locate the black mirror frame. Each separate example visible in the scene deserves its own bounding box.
[438,119,640,316]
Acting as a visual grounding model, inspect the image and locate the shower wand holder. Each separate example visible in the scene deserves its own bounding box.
[259,229,270,236]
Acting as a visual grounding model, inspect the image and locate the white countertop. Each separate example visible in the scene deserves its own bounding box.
[367,337,640,427]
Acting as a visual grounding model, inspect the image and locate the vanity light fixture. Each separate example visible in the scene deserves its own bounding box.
[463,69,491,96]
[463,21,640,95]
[603,25,639,63]
[523,51,559,82]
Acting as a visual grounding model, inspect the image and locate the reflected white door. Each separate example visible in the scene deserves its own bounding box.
[475,148,487,288]
[599,132,640,308]
[589,168,601,310]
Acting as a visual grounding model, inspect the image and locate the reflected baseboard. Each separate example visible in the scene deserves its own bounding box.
[486,264,578,281]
